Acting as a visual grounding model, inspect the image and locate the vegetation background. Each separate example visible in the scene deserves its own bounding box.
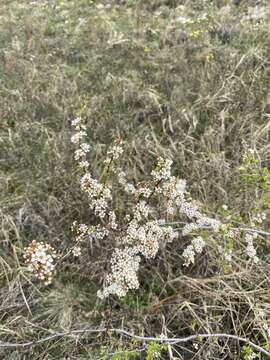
[1,0,270,358]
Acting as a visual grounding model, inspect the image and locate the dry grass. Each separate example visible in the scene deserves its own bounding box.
[1,0,270,358]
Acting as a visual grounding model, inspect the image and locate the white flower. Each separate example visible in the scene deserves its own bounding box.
[136,186,152,199]
[182,245,195,266]
[151,157,173,182]
[71,117,81,127]
[104,140,123,163]
[80,143,90,153]
[224,249,232,262]
[79,160,89,168]
[108,211,118,230]
[182,222,200,236]
[192,236,205,254]
[117,170,127,185]
[99,247,141,298]
[71,131,87,144]
[245,232,259,263]
[133,200,149,221]
[162,226,178,243]
[72,246,82,257]
[182,236,206,267]
[74,149,85,160]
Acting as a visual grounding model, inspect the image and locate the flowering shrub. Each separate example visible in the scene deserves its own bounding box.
[68,116,227,298]
[23,118,269,299]
[21,112,269,307]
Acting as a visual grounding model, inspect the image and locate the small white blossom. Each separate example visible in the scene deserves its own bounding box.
[182,222,200,236]
[80,143,90,153]
[224,249,232,262]
[151,157,173,182]
[245,232,259,263]
[72,246,82,257]
[117,170,127,185]
[135,186,152,199]
[182,245,195,266]
[162,226,178,243]
[104,139,123,164]
[74,149,85,160]
[182,236,206,267]
[108,211,118,230]
[192,236,205,254]
[133,200,149,221]
[71,131,87,144]
[71,117,81,127]
[79,160,89,168]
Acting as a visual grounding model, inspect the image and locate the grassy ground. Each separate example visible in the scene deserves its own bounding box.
[1,0,270,358]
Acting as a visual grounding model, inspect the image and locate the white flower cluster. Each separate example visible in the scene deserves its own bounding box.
[72,245,82,257]
[151,157,173,182]
[74,144,91,162]
[224,249,232,263]
[133,200,150,221]
[158,162,221,248]
[71,221,109,243]
[117,169,136,194]
[152,161,221,234]
[135,185,152,199]
[71,221,89,242]
[97,247,140,298]
[71,131,87,145]
[133,221,174,259]
[71,117,90,168]
[251,212,266,226]
[80,173,112,218]
[135,221,175,258]
[24,240,56,285]
[108,211,118,230]
[182,236,205,267]
[98,220,177,298]
[71,117,84,129]
[104,139,123,164]
[192,235,205,253]
[71,117,113,218]
[245,232,259,264]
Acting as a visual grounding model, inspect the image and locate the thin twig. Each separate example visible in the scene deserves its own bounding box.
[0,328,269,356]
[166,222,270,237]
[233,227,270,237]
